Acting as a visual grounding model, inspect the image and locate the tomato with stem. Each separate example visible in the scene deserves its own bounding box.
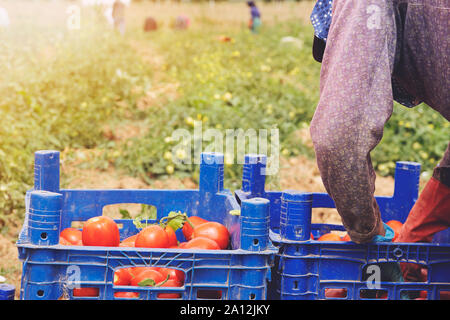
[182,216,208,241]
[135,225,169,248]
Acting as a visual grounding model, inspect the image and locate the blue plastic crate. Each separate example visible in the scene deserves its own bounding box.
[236,154,450,300]
[17,151,276,300]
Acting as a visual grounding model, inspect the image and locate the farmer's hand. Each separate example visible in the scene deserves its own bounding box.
[370,223,410,299]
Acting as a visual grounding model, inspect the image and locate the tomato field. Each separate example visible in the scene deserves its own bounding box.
[0,0,449,300]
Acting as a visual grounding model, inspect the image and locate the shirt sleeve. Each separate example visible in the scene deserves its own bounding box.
[310,0,397,243]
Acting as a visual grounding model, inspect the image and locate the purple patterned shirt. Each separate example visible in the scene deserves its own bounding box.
[310,0,450,243]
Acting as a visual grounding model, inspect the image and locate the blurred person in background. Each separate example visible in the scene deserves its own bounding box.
[247,1,261,33]
[174,15,190,30]
[0,6,10,29]
[309,0,449,283]
[112,0,126,35]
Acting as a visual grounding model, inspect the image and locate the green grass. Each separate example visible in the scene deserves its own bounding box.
[0,4,448,233]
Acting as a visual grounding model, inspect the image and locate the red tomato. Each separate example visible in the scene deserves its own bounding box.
[317,233,343,242]
[59,237,72,245]
[419,291,428,299]
[60,228,82,245]
[182,216,208,241]
[386,220,403,241]
[184,237,220,250]
[341,233,351,241]
[82,216,120,247]
[178,242,188,249]
[165,226,178,247]
[157,279,182,299]
[325,288,347,298]
[73,287,99,297]
[114,268,132,286]
[114,291,139,299]
[131,269,165,287]
[129,267,161,279]
[119,234,138,247]
[310,233,314,240]
[192,222,230,249]
[135,225,169,248]
[158,268,185,284]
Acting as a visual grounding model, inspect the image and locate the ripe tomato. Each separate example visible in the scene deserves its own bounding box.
[184,237,220,250]
[114,291,139,299]
[317,233,342,242]
[178,242,188,249]
[73,287,99,297]
[59,237,72,245]
[158,268,185,284]
[157,279,182,299]
[60,228,82,245]
[131,269,165,287]
[119,234,138,247]
[114,268,132,286]
[182,216,208,241]
[165,225,178,247]
[129,267,161,279]
[82,216,120,247]
[386,220,403,241]
[341,233,351,241]
[135,225,169,248]
[325,288,347,298]
[192,222,229,249]
[310,233,314,240]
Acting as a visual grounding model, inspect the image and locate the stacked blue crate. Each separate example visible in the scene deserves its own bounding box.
[17,151,276,300]
[236,154,450,300]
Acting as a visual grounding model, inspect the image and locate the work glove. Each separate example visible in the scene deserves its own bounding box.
[361,223,410,300]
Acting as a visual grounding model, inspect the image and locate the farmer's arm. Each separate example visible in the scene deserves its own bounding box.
[310,0,397,243]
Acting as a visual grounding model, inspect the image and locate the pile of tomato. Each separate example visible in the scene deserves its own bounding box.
[314,220,404,242]
[58,214,231,298]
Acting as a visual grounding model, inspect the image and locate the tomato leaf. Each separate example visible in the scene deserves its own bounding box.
[119,209,132,219]
[138,278,156,287]
[160,211,188,232]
